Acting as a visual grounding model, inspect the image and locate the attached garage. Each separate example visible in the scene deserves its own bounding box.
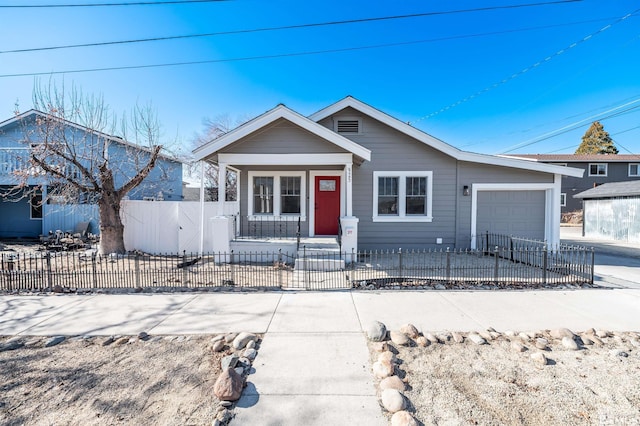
[476,190,546,240]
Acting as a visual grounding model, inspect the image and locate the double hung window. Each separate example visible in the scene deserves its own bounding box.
[373,171,433,222]
[248,172,305,218]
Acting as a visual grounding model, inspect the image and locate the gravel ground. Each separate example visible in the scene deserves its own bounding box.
[0,335,225,426]
[372,330,640,425]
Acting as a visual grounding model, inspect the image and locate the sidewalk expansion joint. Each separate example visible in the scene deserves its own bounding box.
[15,295,98,336]
[147,295,199,332]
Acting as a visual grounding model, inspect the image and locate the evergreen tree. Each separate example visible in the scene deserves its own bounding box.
[575,121,618,154]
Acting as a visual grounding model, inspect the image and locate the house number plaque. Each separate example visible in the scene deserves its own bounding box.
[319,180,336,191]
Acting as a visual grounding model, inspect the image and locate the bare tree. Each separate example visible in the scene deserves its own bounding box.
[188,114,248,201]
[11,82,170,254]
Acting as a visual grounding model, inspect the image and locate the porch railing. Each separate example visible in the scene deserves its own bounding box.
[233,215,301,240]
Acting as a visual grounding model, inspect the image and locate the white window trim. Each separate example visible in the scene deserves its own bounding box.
[372,171,433,222]
[334,116,362,135]
[588,163,608,177]
[560,193,566,207]
[247,171,306,221]
[629,163,639,177]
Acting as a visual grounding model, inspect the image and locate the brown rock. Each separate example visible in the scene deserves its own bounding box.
[391,411,418,426]
[452,332,464,344]
[399,324,420,339]
[378,351,396,364]
[380,375,406,391]
[372,360,394,379]
[213,368,243,401]
[415,336,429,347]
[371,341,389,352]
[211,340,225,352]
[390,331,411,346]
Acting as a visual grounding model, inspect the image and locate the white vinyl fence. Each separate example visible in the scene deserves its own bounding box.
[121,200,239,254]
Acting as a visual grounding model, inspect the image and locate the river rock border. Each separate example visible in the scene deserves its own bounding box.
[366,321,640,425]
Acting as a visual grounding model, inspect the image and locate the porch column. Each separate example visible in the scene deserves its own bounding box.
[217,162,227,216]
[199,161,206,254]
[345,162,353,216]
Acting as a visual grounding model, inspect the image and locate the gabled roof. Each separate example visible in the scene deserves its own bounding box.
[510,154,640,163]
[574,180,640,199]
[310,96,583,178]
[0,109,182,163]
[192,104,371,162]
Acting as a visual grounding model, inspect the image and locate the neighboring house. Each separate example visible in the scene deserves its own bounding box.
[507,154,640,214]
[574,180,640,243]
[192,96,582,251]
[0,110,183,239]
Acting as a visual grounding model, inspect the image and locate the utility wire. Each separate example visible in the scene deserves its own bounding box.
[411,8,640,123]
[0,20,610,78]
[1,1,585,54]
[0,0,228,8]
[500,98,640,153]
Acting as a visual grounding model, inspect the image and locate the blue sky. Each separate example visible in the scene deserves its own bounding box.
[1,0,639,158]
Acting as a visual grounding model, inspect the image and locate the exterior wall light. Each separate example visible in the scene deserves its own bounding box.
[463,185,470,196]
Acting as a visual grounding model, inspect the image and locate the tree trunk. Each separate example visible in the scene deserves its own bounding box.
[98,196,126,254]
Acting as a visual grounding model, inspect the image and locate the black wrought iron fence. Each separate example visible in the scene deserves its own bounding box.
[1,244,594,292]
[233,215,301,240]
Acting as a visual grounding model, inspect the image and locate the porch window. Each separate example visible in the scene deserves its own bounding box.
[373,171,433,222]
[253,177,273,214]
[248,171,306,219]
[280,176,301,214]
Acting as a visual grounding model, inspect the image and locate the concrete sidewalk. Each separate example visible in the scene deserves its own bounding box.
[2,287,640,425]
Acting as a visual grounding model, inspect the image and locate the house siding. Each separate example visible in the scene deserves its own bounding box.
[455,162,553,247]
[219,118,349,155]
[0,186,42,238]
[562,162,640,212]
[322,110,458,250]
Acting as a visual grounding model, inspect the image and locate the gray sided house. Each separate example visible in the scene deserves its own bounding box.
[0,110,183,239]
[574,180,640,243]
[508,154,640,214]
[193,97,582,252]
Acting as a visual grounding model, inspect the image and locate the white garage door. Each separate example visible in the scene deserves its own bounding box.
[476,190,546,240]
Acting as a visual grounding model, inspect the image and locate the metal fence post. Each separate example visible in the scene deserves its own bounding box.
[182,250,187,286]
[278,249,283,288]
[493,246,499,283]
[446,248,451,282]
[398,248,403,281]
[134,253,140,289]
[92,253,98,289]
[543,248,548,284]
[590,248,595,285]
[46,252,52,291]
[230,250,235,286]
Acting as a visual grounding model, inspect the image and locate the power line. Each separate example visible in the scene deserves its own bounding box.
[499,98,640,153]
[0,0,228,8]
[1,0,584,54]
[411,8,640,123]
[0,20,613,78]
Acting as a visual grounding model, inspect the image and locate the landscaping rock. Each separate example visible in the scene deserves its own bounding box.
[399,324,419,339]
[452,332,464,344]
[367,321,387,342]
[101,336,115,346]
[511,341,527,353]
[221,354,239,371]
[380,388,405,413]
[138,331,149,341]
[211,340,225,352]
[232,332,257,350]
[224,333,237,344]
[424,333,440,344]
[551,328,575,340]
[45,336,65,348]
[243,348,257,360]
[562,336,579,351]
[371,341,389,352]
[213,368,243,401]
[390,331,411,346]
[380,375,405,391]
[0,339,24,352]
[378,351,396,364]
[590,335,604,346]
[535,338,549,350]
[595,329,611,339]
[372,360,394,378]
[415,336,429,347]
[468,333,487,345]
[391,411,418,426]
[246,340,256,350]
[580,335,594,346]
[531,352,548,366]
[610,349,629,358]
[211,335,225,343]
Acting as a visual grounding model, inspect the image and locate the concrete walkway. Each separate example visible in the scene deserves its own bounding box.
[2,233,640,425]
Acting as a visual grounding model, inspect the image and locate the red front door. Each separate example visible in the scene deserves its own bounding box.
[315,176,341,235]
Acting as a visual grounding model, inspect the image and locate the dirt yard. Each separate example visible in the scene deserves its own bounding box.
[376,331,640,425]
[0,335,225,425]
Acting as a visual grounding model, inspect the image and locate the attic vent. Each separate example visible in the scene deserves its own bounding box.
[336,119,360,134]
